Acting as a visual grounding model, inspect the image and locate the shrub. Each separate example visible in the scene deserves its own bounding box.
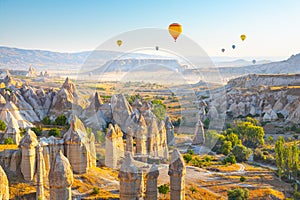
[92,187,100,194]
[232,145,252,162]
[228,188,249,200]
[42,116,51,125]
[204,156,211,162]
[54,115,67,126]
[221,141,232,155]
[31,126,43,136]
[190,186,197,194]
[158,184,170,195]
[277,113,285,119]
[240,176,246,182]
[187,149,194,155]
[222,154,236,165]
[0,120,6,131]
[183,154,193,163]
[4,137,14,144]
[203,118,210,129]
[48,128,61,137]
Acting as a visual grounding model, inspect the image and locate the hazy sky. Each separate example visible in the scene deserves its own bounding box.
[0,0,300,59]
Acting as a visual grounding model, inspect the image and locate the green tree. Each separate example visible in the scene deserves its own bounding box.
[232,145,252,162]
[228,188,249,200]
[222,154,237,165]
[240,176,246,182]
[292,141,299,181]
[42,116,51,125]
[234,121,264,148]
[221,141,232,155]
[0,120,6,131]
[48,128,61,137]
[31,126,43,136]
[226,132,241,147]
[183,154,193,163]
[152,100,166,121]
[189,186,197,194]
[158,184,170,198]
[92,187,100,194]
[267,135,274,144]
[275,136,285,180]
[54,115,67,126]
[187,149,194,155]
[4,137,14,144]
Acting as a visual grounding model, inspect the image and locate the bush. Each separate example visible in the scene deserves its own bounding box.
[222,154,236,165]
[240,176,246,182]
[204,156,211,162]
[48,128,61,137]
[4,137,14,144]
[31,126,43,136]
[92,187,100,194]
[158,184,170,195]
[277,113,285,119]
[203,118,210,129]
[42,116,51,125]
[54,115,67,126]
[228,188,249,200]
[187,149,194,155]
[183,154,193,163]
[232,145,252,162]
[221,141,232,155]
[0,120,6,131]
[190,186,197,194]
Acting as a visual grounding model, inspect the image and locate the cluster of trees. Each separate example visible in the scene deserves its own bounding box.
[183,150,213,167]
[275,136,299,181]
[228,188,249,200]
[41,115,67,126]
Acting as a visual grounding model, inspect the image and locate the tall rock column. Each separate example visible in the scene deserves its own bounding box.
[118,153,143,200]
[192,119,205,145]
[135,116,147,155]
[125,128,134,154]
[168,149,186,200]
[145,164,159,200]
[36,144,45,200]
[49,151,74,200]
[165,116,175,145]
[19,129,38,181]
[0,165,9,200]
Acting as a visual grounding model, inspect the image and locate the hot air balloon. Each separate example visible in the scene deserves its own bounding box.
[252,59,256,64]
[240,34,246,41]
[155,46,159,51]
[221,48,225,53]
[232,45,236,49]
[168,23,182,42]
[117,40,122,46]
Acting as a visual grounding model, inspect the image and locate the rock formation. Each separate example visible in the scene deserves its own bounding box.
[192,119,205,145]
[26,65,37,77]
[168,149,186,200]
[0,117,21,145]
[145,164,159,200]
[0,165,9,200]
[118,152,144,200]
[19,129,38,181]
[105,123,124,169]
[49,151,73,200]
[36,144,46,200]
[63,115,96,174]
[165,116,175,145]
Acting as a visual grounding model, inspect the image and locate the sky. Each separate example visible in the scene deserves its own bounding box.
[0,0,300,60]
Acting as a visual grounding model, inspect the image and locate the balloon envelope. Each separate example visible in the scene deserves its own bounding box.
[221,48,225,53]
[155,46,159,51]
[232,45,236,49]
[252,59,256,64]
[240,34,246,41]
[168,23,182,42]
[117,40,122,46]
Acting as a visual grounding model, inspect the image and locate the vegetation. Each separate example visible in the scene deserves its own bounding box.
[227,188,249,200]
[151,99,166,121]
[4,137,14,144]
[183,154,193,163]
[92,187,100,194]
[158,184,170,196]
[48,128,61,137]
[31,126,43,136]
[222,154,236,164]
[240,176,246,182]
[54,115,67,126]
[0,119,6,131]
[42,116,51,125]
[275,137,299,181]
[231,145,252,162]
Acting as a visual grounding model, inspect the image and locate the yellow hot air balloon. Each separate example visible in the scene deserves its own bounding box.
[240,34,246,41]
[117,40,122,46]
[168,23,182,42]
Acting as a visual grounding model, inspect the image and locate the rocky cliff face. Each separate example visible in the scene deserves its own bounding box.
[0,165,9,200]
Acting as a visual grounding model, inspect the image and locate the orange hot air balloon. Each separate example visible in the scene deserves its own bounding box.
[117,40,122,46]
[168,23,182,42]
[240,34,246,41]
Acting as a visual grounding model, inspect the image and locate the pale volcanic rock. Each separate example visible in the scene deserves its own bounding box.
[165,116,175,145]
[168,149,186,200]
[145,164,159,200]
[63,115,96,174]
[192,119,205,145]
[0,165,9,200]
[110,94,133,133]
[26,65,37,77]
[1,117,21,145]
[19,129,38,181]
[49,151,74,200]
